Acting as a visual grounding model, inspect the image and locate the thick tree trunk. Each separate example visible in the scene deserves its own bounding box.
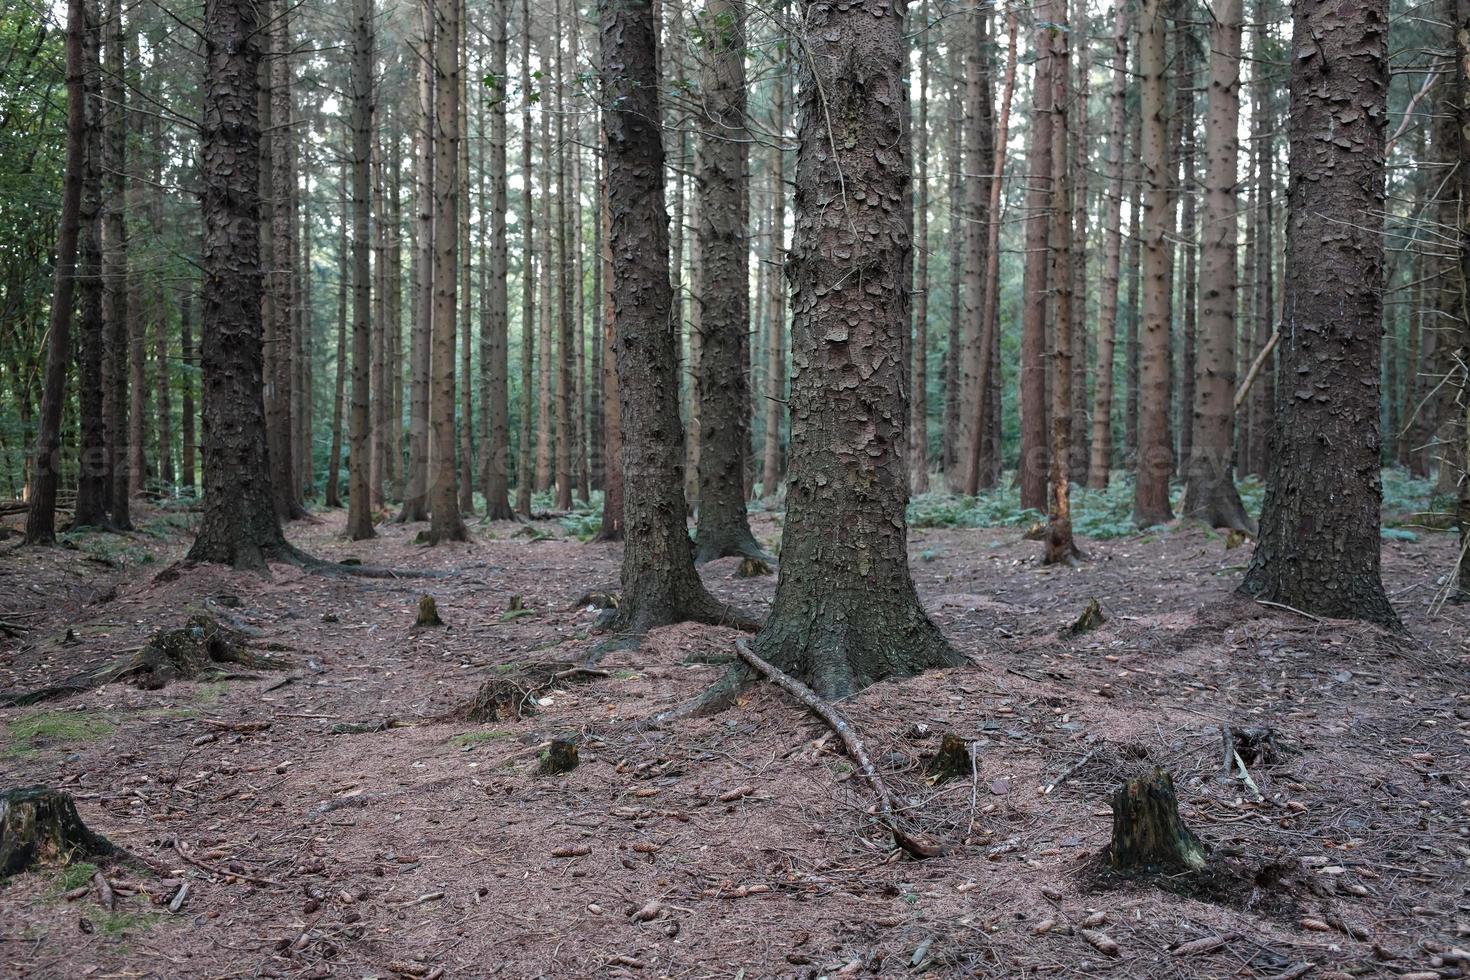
[268,0,302,520]
[187,0,296,569]
[1088,0,1129,489]
[24,0,86,545]
[73,0,109,527]
[1044,1,1078,566]
[344,0,376,540]
[399,1,434,524]
[693,0,763,563]
[180,285,197,494]
[1182,0,1251,531]
[1018,0,1055,511]
[1239,0,1400,630]
[102,0,130,529]
[482,0,513,520]
[1133,0,1174,527]
[761,73,787,499]
[1069,6,1091,487]
[751,0,960,699]
[428,0,468,543]
[598,0,740,637]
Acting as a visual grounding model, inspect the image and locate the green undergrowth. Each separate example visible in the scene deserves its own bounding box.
[451,729,512,748]
[5,710,115,756]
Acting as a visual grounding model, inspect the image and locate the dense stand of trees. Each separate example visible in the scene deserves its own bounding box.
[6,0,1466,664]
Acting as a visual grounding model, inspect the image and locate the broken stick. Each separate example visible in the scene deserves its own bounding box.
[732,639,943,859]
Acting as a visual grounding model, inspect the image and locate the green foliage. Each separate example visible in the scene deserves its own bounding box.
[1381,467,1436,515]
[5,710,115,755]
[556,491,605,541]
[52,861,100,893]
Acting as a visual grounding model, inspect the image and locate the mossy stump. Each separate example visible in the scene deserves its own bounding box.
[538,739,579,776]
[0,787,115,877]
[127,615,277,690]
[925,733,972,785]
[459,677,535,723]
[1065,598,1108,637]
[1105,769,1208,873]
[415,595,444,628]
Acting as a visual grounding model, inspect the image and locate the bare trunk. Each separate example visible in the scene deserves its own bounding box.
[1044,0,1078,566]
[1018,0,1055,511]
[514,0,535,517]
[73,0,110,527]
[482,0,513,519]
[761,68,787,498]
[910,0,931,493]
[102,0,130,529]
[344,0,376,540]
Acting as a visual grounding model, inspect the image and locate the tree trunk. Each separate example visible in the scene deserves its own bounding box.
[73,0,110,527]
[598,0,740,637]
[1248,2,1276,480]
[751,0,960,699]
[553,0,573,511]
[1182,0,1251,531]
[761,72,787,499]
[693,0,763,563]
[1088,0,1129,489]
[1175,19,1197,482]
[102,0,130,529]
[1018,0,1055,511]
[535,26,554,497]
[514,0,535,517]
[1069,5,1091,487]
[595,138,623,541]
[344,0,376,540]
[399,0,434,523]
[482,0,513,520]
[187,0,296,569]
[458,0,475,517]
[941,59,963,488]
[1453,0,1470,597]
[958,3,991,496]
[1044,0,1078,566]
[268,0,301,519]
[1122,100,1142,468]
[1239,0,1400,630]
[325,161,348,509]
[910,0,931,494]
[1133,0,1174,527]
[428,0,468,542]
[24,0,86,546]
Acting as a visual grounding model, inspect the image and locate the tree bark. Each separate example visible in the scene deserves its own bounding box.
[761,71,787,498]
[514,0,536,517]
[595,136,623,541]
[102,0,130,529]
[553,0,573,511]
[24,0,86,545]
[1044,0,1078,566]
[910,0,931,493]
[345,0,376,540]
[1018,0,1055,511]
[1133,0,1175,527]
[1239,0,1400,630]
[958,2,992,496]
[73,0,110,527]
[751,0,960,699]
[399,0,434,523]
[458,1,475,516]
[598,0,742,638]
[1182,0,1252,531]
[325,160,348,509]
[268,0,302,519]
[693,0,763,562]
[482,0,514,520]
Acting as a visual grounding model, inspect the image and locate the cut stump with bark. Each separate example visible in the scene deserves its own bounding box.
[0,787,115,877]
[127,615,278,690]
[415,595,444,628]
[925,733,973,785]
[538,739,579,775]
[1105,769,1208,873]
[1065,598,1108,636]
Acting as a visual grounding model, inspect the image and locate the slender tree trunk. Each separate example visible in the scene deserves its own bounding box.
[102,0,130,529]
[1044,0,1078,565]
[910,0,931,493]
[187,0,296,568]
[595,132,623,541]
[482,0,513,519]
[73,0,109,528]
[1240,0,1400,629]
[1123,104,1142,467]
[399,0,434,523]
[1175,18,1197,481]
[457,0,475,516]
[1069,4,1091,486]
[1454,0,1470,597]
[344,0,376,540]
[1018,0,1055,510]
[1133,0,1174,526]
[1182,0,1251,530]
[326,161,348,509]
[598,0,742,639]
[535,27,554,496]
[752,0,958,699]
[515,0,535,517]
[941,60,962,486]
[370,137,388,507]
[692,0,763,562]
[179,289,195,493]
[428,0,468,542]
[958,2,991,495]
[267,0,301,519]
[1248,1,1276,479]
[1088,0,1129,488]
[155,288,173,489]
[24,0,86,545]
[761,71,787,498]
[552,0,573,511]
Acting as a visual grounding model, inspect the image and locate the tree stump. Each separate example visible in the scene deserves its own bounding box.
[457,677,535,723]
[0,787,114,876]
[126,615,277,689]
[1065,598,1108,636]
[1105,769,1208,873]
[538,739,579,776]
[735,557,772,578]
[925,733,973,785]
[415,595,444,628]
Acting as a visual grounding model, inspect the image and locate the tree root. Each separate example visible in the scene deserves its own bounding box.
[732,639,944,860]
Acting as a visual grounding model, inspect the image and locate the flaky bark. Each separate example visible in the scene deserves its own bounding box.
[598,0,744,638]
[1239,0,1400,629]
[24,0,86,545]
[345,0,376,541]
[1088,0,1128,489]
[693,0,763,563]
[752,0,960,700]
[187,0,296,570]
[1018,0,1054,511]
[1133,0,1174,527]
[1182,0,1252,531]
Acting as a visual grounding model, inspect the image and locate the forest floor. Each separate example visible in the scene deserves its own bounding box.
[0,498,1466,979]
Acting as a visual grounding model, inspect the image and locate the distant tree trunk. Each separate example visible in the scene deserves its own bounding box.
[1182,0,1251,531]
[102,0,130,529]
[692,0,763,563]
[752,0,958,699]
[457,0,475,516]
[552,0,573,511]
[269,0,302,519]
[1247,1,1276,479]
[179,289,195,493]
[344,0,376,541]
[534,27,554,497]
[1174,18,1197,481]
[482,0,513,520]
[387,126,405,498]
[1122,103,1142,467]
[155,287,173,489]
[73,0,110,528]
[187,0,296,569]
[941,58,963,487]
[398,0,434,524]
[1133,0,1174,527]
[1089,0,1129,489]
[1044,0,1078,566]
[24,0,86,546]
[428,0,468,543]
[1018,0,1055,511]
[370,137,388,508]
[958,2,991,496]
[598,0,739,637]
[514,0,535,517]
[761,72,787,499]
[570,12,589,503]
[589,143,605,493]
[325,162,348,509]
[1069,3,1091,486]
[910,0,931,493]
[1240,0,1400,630]
[1454,0,1470,597]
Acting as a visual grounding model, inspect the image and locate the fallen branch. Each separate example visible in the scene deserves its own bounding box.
[172,838,283,888]
[1235,329,1281,411]
[732,639,943,859]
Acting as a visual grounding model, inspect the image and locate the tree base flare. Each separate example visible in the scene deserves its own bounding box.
[0,787,115,877]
